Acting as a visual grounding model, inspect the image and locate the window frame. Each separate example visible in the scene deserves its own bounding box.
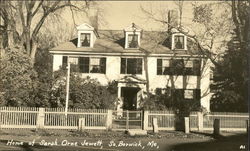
[78,57,106,74]
[120,58,143,75]
[127,34,139,48]
[171,33,187,50]
[80,33,91,47]
[157,58,201,76]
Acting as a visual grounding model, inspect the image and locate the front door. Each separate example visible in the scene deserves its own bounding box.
[121,87,140,110]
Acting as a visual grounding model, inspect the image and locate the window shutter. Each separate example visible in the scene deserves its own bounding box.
[193,60,201,76]
[137,58,142,74]
[100,58,106,74]
[121,58,126,74]
[194,89,201,101]
[79,57,89,73]
[157,59,162,75]
[62,56,68,69]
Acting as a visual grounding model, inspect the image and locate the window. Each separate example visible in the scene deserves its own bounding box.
[172,59,184,75]
[172,89,201,101]
[90,58,106,73]
[78,57,106,74]
[174,35,184,49]
[184,90,194,99]
[121,58,142,74]
[157,59,171,75]
[79,57,89,73]
[157,59,201,76]
[80,33,90,47]
[184,60,193,75]
[128,34,138,48]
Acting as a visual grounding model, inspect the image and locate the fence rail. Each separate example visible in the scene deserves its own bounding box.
[0,107,248,131]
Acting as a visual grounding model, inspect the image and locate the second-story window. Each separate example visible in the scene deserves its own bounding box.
[90,58,106,73]
[157,58,201,76]
[128,34,138,48]
[80,33,90,47]
[78,57,106,74]
[121,58,142,74]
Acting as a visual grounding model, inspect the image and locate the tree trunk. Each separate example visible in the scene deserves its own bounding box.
[30,41,38,64]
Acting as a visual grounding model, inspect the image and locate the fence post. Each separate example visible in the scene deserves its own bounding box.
[36,108,45,130]
[78,118,85,131]
[246,120,249,134]
[106,110,112,130]
[213,119,220,136]
[153,118,158,133]
[197,112,203,132]
[184,117,190,134]
[126,110,129,130]
[143,111,149,130]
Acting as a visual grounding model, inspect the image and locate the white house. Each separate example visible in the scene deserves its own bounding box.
[50,22,212,111]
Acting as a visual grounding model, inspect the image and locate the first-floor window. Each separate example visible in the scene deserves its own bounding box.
[121,58,142,74]
[172,89,201,101]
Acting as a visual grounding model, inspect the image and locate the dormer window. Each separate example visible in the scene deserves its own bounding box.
[171,29,187,50]
[76,23,97,48]
[81,33,91,47]
[128,34,138,48]
[124,23,142,49]
[174,35,184,49]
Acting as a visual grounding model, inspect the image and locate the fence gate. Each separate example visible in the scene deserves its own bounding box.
[112,110,143,130]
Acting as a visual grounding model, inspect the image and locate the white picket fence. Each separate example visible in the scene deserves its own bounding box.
[0,107,249,131]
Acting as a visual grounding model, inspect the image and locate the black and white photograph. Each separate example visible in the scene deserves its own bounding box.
[0,0,249,150]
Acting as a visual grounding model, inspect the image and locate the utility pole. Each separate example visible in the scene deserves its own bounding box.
[65,58,70,116]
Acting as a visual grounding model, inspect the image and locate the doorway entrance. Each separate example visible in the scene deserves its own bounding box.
[121,87,140,110]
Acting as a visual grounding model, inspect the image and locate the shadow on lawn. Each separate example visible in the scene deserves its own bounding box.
[0,139,50,151]
[167,133,248,151]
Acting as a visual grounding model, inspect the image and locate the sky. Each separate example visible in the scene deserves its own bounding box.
[61,1,195,31]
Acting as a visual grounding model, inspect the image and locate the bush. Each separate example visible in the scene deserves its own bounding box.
[51,72,116,109]
[0,47,38,106]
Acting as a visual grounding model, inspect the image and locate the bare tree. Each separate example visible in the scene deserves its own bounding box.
[0,0,93,63]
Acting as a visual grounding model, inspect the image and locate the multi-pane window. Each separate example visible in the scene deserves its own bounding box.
[174,35,184,49]
[78,57,106,74]
[172,59,184,75]
[184,60,193,75]
[172,89,201,101]
[128,34,138,48]
[80,33,91,47]
[184,89,194,99]
[157,59,171,75]
[90,58,106,73]
[121,58,142,74]
[157,59,201,76]
[62,56,106,74]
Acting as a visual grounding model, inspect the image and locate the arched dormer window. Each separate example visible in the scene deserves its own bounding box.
[124,23,142,49]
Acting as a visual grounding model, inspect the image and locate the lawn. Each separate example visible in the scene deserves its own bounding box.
[0,129,248,151]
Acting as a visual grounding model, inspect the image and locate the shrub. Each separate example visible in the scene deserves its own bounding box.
[51,72,116,109]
